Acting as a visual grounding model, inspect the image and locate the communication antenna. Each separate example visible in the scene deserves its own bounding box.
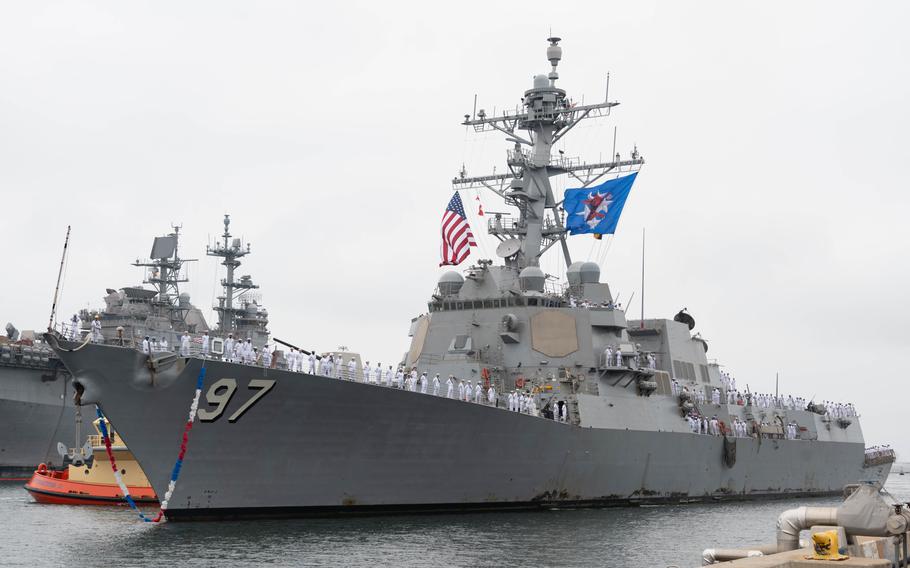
[47,225,71,332]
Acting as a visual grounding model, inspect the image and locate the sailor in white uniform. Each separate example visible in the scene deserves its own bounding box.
[180,332,191,357]
[560,401,568,422]
[419,372,428,394]
[383,365,393,387]
[224,335,235,363]
[91,315,103,343]
[613,348,623,367]
[346,357,356,381]
[394,367,403,389]
[244,339,255,364]
[409,368,418,391]
[457,380,465,401]
[363,361,372,383]
[604,345,614,367]
[141,336,151,354]
[369,363,379,384]
[262,344,272,368]
[301,350,316,375]
[201,332,210,359]
[432,374,440,396]
[446,375,454,398]
[473,382,482,403]
[487,385,496,405]
[160,337,168,352]
[69,314,80,340]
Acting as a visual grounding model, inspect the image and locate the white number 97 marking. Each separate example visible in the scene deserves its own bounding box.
[197,378,276,423]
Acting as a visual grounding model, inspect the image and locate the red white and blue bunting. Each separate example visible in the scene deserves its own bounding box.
[95,364,207,522]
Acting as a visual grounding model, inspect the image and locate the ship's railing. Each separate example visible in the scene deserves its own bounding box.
[427,293,567,313]
[487,216,523,233]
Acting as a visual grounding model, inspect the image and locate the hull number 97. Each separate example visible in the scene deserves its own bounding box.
[198,378,276,423]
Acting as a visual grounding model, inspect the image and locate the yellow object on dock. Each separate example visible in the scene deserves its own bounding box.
[807,531,849,561]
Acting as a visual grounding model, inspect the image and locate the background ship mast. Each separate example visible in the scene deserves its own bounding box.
[132,225,197,324]
[206,214,260,335]
[453,37,645,271]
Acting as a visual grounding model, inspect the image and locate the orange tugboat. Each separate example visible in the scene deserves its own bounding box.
[24,417,158,506]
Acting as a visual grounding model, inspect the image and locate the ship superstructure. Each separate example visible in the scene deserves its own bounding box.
[45,38,890,521]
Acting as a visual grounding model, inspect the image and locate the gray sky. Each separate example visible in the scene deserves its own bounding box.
[1,1,908,456]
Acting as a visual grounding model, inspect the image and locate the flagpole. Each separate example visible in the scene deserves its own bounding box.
[640,227,645,329]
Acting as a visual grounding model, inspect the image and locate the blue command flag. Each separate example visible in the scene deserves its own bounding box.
[563,173,638,236]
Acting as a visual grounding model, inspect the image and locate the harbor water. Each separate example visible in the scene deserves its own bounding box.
[0,467,907,567]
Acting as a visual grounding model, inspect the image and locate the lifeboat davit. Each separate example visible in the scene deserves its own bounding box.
[24,418,158,506]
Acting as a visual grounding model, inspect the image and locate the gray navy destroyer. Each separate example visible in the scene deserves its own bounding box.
[47,37,892,520]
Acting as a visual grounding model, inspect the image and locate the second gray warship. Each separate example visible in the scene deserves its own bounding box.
[0,326,76,479]
[47,38,891,520]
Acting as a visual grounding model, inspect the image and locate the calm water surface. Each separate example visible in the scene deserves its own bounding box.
[1,468,907,567]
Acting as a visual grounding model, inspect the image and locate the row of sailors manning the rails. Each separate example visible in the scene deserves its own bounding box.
[605,344,858,420]
[127,330,571,420]
[685,412,803,440]
[116,327,859,425]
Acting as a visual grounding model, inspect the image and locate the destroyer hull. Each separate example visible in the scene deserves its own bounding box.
[52,341,884,521]
[0,365,76,478]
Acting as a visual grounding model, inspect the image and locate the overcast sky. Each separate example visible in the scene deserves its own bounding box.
[1,1,908,456]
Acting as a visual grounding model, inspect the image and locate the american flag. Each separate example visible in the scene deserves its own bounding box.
[439,191,476,266]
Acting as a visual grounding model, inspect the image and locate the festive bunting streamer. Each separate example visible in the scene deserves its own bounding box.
[95,364,207,523]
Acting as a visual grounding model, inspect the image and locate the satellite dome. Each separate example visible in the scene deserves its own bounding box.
[579,262,600,284]
[519,266,546,292]
[566,262,585,287]
[533,74,549,89]
[438,271,464,296]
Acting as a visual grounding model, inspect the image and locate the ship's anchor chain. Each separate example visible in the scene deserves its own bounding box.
[95,362,208,522]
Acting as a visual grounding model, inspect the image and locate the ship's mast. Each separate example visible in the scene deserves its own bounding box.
[453,37,645,270]
[133,225,196,322]
[207,214,258,334]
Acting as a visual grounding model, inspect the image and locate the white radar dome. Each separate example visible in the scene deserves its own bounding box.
[579,262,600,284]
[566,262,585,287]
[438,271,464,296]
